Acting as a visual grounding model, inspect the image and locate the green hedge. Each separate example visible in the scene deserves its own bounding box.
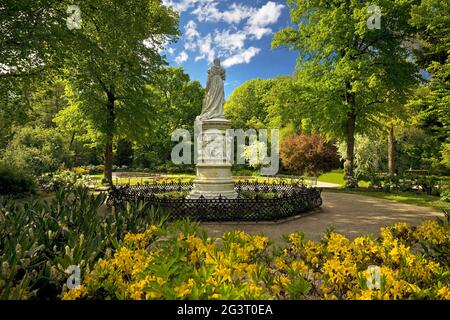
[0,164,35,196]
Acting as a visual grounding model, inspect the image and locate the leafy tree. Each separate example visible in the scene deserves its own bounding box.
[2,126,71,175]
[115,139,134,167]
[337,134,387,180]
[60,0,179,184]
[138,67,204,165]
[395,125,443,173]
[409,0,450,170]
[0,0,70,79]
[273,0,418,186]
[0,1,74,147]
[224,79,276,129]
[263,76,307,137]
[280,134,339,178]
[27,79,68,129]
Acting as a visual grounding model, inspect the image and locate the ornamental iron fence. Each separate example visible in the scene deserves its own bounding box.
[107,180,322,222]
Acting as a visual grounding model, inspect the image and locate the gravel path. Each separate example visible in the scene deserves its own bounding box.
[202,191,444,242]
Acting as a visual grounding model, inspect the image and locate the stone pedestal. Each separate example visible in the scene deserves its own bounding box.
[188,117,237,199]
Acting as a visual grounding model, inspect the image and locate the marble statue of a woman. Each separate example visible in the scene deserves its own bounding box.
[199,58,226,120]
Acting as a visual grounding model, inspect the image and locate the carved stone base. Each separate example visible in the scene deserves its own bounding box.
[188,163,237,199]
[188,117,237,199]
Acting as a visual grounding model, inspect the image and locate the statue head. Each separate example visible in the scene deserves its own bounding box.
[213,58,220,66]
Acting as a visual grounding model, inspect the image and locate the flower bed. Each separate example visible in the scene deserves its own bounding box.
[64,218,450,300]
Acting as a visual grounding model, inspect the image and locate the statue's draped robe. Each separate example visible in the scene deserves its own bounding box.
[200,65,225,119]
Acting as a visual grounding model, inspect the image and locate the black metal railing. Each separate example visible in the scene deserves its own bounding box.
[107,180,322,222]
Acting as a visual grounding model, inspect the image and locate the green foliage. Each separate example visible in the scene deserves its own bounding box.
[239,191,279,200]
[0,187,168,299]
[36,170,94,192]
[280,134,340,177]
[273,0,419,182]
[440,189,450,202]
[364,174,448,196]
[408,0,450,172]
[263,76,306,136]
[1,126,71,176]
[409,0,450,70]
[396,125,445,173]
[441,143,450,169]
[55,0,179,183]
[27,79,68,129]
[337,134,387,179]
[0,164,35,196]
[136,67,204,167]
[153,162,196,174]
[224,78,276,129]
[114,140,134,167]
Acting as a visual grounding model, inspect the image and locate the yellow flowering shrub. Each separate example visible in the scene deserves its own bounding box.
[63,223,305,300]
[414,220,450,245]
[63,219,450,300]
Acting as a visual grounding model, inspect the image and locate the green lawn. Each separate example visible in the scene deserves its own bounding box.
[316,170,345,185]
[328,189,449,211]
[314,170,370,187]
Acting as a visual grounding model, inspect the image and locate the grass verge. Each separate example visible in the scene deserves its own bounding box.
[327,188,449,211]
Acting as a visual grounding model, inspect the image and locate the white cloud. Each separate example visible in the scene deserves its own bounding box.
[245,26,272,40]
[167,47,175,55]
[192,2,254,24]
[184,20,200,51]
[222,47,261,68]
[248,1,284,27]
[192,3,221,22]
[214,29,246,53]
[195,34,215,63]
[245,1,284,39]
[222,3,255,24]
[185,20,200,40]
[172,1,284,68]
[175,51,189,64]
[162,0,213,13]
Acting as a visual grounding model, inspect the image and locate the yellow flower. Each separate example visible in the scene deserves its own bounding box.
[326,233,351,258]
[323,293,338,300]
[245,282,263,296]
[214,264,232,282]
[145,291,162,299]
[322,258,357,292]
[62,285,87,300]
[156,277,165,286]
[353,289,374,300]
[176,279,195,298]
[437,286,450,300]
[414,220,450,245]
[274,257,288,270]
[291,260,309,275]
[252,235,269,250]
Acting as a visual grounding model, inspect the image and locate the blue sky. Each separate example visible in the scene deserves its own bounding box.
[161,0,298,97]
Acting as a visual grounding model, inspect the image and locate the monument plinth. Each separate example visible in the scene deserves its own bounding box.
[189,59,237,199]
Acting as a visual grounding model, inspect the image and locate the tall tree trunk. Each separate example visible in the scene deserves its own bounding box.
[103,140,113,185]
[387,125,395,176]
[103,93,115,186]
[296,115,302,135]
[69,131,76,149]
[344,84,357,188]
[344,111,356,187]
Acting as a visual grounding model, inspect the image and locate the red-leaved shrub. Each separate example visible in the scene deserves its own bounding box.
[280,134,339,177]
